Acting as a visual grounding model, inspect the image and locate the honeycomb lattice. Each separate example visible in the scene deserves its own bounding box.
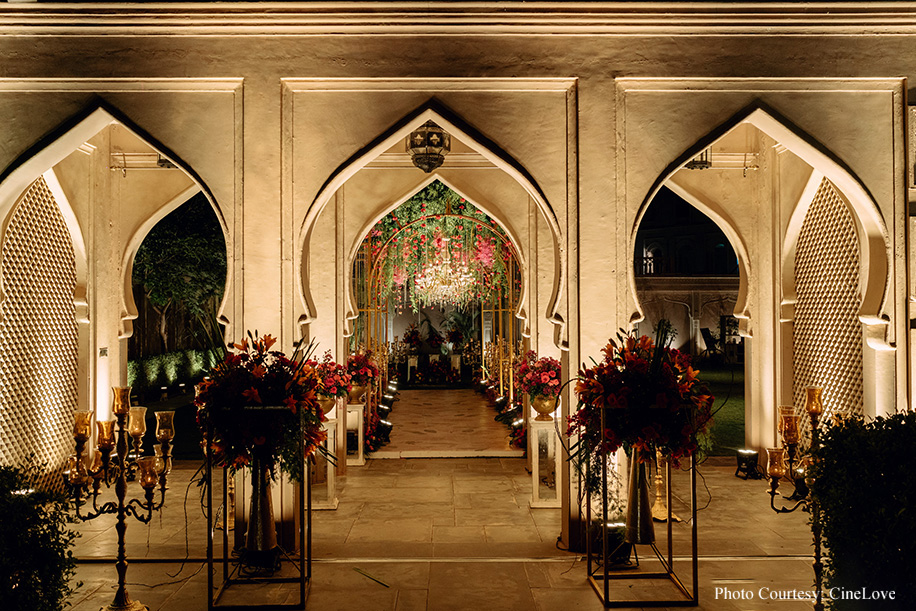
[0,176,78,492]
[793,178,863,442]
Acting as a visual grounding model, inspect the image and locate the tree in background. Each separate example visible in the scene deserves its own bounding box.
[131,193,227,356]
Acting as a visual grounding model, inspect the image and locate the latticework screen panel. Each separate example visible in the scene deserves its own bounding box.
[792,178,863,442]
[0,176,78,492]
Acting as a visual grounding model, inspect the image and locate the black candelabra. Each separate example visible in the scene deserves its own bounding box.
[67,387,174,611]
[766,386,824,611]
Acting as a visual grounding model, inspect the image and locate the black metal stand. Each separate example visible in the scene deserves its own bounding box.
[585,408,698,607]
[206,416,311,610]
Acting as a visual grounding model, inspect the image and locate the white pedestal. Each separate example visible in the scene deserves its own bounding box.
[312,415,339,510]
[450,354,461,370]
[407,355,418,379]
[529,418,562,508]
[346,402,366,466]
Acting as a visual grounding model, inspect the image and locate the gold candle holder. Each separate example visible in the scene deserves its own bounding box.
[97,419,116,452]
[66,386,172,611]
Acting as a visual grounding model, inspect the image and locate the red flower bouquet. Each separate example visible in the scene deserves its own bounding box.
[310,351,352,399]
[195,333,326,480]
[567,325,713,490]
[515,351,562,397]
[403,324,422,351]
[446,329,464,346]
[347,349,380,387]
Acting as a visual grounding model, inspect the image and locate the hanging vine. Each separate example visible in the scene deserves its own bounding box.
[368,181,518,313]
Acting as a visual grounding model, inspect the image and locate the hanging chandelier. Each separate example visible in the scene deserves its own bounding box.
[414,239,475,309]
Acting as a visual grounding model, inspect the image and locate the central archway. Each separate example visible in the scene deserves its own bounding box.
[297,103,566,351]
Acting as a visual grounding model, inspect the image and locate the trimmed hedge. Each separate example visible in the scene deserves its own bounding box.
[810,412,916,609]
[127,348,220,393]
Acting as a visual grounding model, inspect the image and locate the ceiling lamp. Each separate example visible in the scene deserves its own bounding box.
[407,121,451,173]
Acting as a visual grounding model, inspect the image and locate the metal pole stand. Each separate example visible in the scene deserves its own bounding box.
[206,412,312,610]
[586,426,698,607]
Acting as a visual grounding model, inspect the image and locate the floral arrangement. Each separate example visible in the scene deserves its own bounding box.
[403,324,422,351]
[310,351,351,399]
[364,411,387,453]
[426,330,443,351]
[195,333,326,480]
[514,351,562,397]
[509,424,527,451]
[347,349,380,387]
[446,328,464,347]
[567,323,714,482]
[426,359,460,385]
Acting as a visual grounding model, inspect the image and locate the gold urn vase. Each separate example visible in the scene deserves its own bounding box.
[316,395,337,415]
[530,394,557,421]
[348,384,368,403]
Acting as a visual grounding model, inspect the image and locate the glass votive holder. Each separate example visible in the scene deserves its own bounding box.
[805,386,824,416]
[128,406,148,438]
[778,406,799,445]
[155,411,175,443]
[136,456,159,491]
[112,386,132,416]
[66,454,89,486]
[766,447,787,479]
[73,411,92,443]
[96,419,116,451]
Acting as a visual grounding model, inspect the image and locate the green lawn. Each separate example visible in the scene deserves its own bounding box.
[695,363,745,456]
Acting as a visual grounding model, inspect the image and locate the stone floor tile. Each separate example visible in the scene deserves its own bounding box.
[396,588,430,611]
[433,525,487,543]
[428,562,537,611]
[485,524,543,543]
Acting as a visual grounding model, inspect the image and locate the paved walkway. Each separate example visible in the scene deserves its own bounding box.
[373,388,523,458]
[67,388,813,611]
[68,451,814,611]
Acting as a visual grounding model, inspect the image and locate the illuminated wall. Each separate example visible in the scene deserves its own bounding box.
[0,177,78,491]
[793,178,864,432]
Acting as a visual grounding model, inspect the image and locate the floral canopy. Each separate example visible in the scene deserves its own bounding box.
[364,181,519,313]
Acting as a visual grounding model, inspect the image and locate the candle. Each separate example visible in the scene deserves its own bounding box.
[128,406,147,438]
[96,419,116,451]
